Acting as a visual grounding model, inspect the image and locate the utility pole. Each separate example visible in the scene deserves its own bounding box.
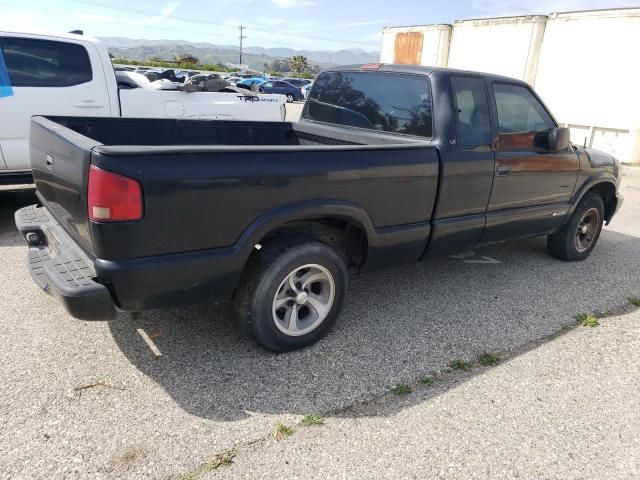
[238,26,246,67]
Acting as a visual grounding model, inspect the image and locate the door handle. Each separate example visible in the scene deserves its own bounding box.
[496,165,510,176]
[74,100,104,109]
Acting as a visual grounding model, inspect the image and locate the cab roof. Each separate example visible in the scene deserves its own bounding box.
[322,63,529,85]
[0,29,101,45]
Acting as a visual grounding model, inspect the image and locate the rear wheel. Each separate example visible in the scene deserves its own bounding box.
[547,193,604,261]
[234,237,348,352]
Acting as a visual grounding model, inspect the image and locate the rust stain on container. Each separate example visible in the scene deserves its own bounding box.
[394,32,424,65]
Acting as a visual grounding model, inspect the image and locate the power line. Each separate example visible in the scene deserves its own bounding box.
[63,0,380,47]
[239,26,246,65]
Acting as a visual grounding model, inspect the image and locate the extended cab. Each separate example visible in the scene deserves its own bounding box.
[0,31,286,184]
[15,64,622,352]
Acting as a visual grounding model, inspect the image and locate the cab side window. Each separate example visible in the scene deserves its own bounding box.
[1,37,92,87]
[493,83,556,151]
[451,76,492,151]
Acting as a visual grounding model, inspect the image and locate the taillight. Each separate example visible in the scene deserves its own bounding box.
[88,165,143,222]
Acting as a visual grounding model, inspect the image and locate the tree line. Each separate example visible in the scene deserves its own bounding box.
[109,53,236,73]
[263,56,320,78]
[111,53,320,78]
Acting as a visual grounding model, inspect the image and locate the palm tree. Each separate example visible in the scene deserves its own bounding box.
[290,55,308,78]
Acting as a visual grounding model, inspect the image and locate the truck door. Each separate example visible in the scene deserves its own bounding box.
[480,82,579,243]
[0,36,111,171]
[426,75,494,256]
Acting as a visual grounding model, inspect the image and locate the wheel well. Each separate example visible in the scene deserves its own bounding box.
[259,218,367,269]
[586,182,616,222]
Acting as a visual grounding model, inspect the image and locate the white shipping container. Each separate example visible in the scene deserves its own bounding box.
[380,8,640,164]
[447,15,547,85]
[380,25,451,67]
[535,9,640,164]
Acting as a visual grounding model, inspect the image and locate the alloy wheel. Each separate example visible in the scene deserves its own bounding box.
[272,264,335,336]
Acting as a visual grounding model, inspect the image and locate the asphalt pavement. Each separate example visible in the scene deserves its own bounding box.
[285,101,304,122]
[0,175,639,479]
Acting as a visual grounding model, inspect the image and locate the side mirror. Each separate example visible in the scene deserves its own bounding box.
[548,127,570,151]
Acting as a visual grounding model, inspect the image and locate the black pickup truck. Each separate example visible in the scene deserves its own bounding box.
[16,64,622,352]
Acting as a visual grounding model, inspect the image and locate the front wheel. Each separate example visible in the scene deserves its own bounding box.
[547,193,604,261]
[234,237,348,352]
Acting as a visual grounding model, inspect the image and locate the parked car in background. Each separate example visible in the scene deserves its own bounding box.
[224,76,243,85]
[282,77,312,88]
[301,82,313,99]
[236,77,268,91]
[174,70,200,81]
[258,80,304,102]
[0,30,287,184]
[114,71,152,89]
[186,73,221,86]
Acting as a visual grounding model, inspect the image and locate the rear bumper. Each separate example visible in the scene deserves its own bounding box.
[15,205,117,320]
[16,204,244,315]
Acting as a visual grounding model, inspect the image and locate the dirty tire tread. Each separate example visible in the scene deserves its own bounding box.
[234,235,348,352]
[547,193,604,261]
[234,236,303,336]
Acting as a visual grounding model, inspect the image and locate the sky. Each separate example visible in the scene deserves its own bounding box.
[0,0,637,51]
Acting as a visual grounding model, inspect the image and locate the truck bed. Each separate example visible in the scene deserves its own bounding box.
[45,116,428,147]
[29,116,439,310]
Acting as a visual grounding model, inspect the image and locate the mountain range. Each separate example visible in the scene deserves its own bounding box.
[99,37,379,70]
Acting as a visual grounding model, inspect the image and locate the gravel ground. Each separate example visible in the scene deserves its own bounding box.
[0,176,639,479]
[223,308,640,480]
[285,101,304,122]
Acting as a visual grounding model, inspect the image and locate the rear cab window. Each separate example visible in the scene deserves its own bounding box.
[0,37,92,87]
[451,76,492,151]
[306,70,433,138]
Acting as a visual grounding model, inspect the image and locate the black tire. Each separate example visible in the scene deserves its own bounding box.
[234,237,348,352]
[547,193,605,261]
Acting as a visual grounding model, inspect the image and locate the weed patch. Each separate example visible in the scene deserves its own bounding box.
[301,414,324,426]
[577,313,599,328]
[390,384,412,395]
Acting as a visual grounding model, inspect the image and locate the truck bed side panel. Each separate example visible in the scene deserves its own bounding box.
[89,145,439,260]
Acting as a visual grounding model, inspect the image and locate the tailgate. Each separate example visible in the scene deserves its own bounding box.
[29,116,102,255]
